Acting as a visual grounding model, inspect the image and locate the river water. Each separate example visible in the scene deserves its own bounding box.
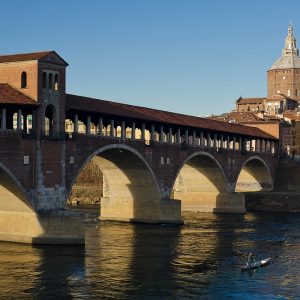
[0,210,299,299]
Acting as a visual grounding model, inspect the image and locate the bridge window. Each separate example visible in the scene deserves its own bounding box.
[54,74,59,91]
[43,72,47,89]
[48,73,53,90]
[45,105,56,136]
[21,71,27,88]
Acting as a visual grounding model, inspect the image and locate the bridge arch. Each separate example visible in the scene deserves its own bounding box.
[68,144,163,222]
[171,151,230,212]
[235,156,273,192]
[0,162,34,213]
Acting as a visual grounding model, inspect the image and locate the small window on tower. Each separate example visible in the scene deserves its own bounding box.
[21,71,27,88]
[48,73,53,90]
[54,74,59,91]
[288,89,291,96]
[43,72,47,89]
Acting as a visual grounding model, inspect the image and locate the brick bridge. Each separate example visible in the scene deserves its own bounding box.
[0,51,278,244]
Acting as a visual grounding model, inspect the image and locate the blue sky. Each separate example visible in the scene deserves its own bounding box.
[1,0,300,116]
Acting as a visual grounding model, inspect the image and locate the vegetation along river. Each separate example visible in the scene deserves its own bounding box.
[0,209,299,299]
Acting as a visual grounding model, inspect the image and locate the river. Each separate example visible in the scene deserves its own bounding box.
[0,209,299,299]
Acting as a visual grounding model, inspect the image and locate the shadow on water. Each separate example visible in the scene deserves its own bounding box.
[0,242,85,299]
[31,245,86,299]
[84,212,244,299]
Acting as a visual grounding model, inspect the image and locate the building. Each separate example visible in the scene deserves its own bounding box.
[214,25,300,156]
[268,25,300,101]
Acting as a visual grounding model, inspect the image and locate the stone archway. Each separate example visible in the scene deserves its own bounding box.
[235,156,273,192]
[171,152,245,213]
[68,144,181,223]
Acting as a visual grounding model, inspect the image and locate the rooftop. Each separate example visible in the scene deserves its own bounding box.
[66,94,277,139]
[0,51,68,66]
[236,97,265,105]
[0,84,38,106]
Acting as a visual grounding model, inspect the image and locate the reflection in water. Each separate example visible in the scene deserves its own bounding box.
[0,210,300,299]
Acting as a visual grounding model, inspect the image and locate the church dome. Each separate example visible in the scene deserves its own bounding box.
[270,54,300,70]
[270,25,300,70]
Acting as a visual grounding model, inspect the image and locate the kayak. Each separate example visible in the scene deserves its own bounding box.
[240,257,273,271]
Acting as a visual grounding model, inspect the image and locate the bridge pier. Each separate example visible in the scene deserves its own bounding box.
[0,210,84,244]
[100,197,182,224]
[173,191,246,213]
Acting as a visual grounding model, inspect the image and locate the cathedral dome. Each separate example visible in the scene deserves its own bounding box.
[270,54,300,70]
[270,25,300,70]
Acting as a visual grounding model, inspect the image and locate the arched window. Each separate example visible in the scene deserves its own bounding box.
[21,71,27,88]
[48,73,53,90]
[45,105,56,136]
[54,74,59,91]
[42,72,47,89]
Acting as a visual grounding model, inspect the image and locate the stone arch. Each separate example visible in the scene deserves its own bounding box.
[44,105,56,136]
[0,162,34,213]
[68,144,164,223]
[171,152,230,212]
[235,156,273,192]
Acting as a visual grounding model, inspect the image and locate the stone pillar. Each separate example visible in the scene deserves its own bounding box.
[233,137,236,150]
[213,133,218,148]
[159,126,164,142]
[98,117,103,136]
[207,133,211,148]
[193,130,197,145]
[17,109,22,130]
[31,110,36,135]
[271,141,275,154]
[73,114,79,134]
[151,124,155,141]
[121,121,126,138]
[227,136,230,149]
[131,122,136,139]
[1,108,6,130]
[220,134,224,149]
[255,139,259,152]
[86,115,91,134]
[200,131,204,147]
[261,139,265,152]
[176,128,181,144]
[168,127,173,143]
[141,123,145,140]
[185,129,189,144]
[110,119,115,137]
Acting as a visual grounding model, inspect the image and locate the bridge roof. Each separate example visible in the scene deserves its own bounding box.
[66,94,277,140]
[0,84,38,106]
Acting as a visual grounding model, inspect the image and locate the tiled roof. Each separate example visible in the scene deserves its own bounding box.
[0,84,38,105]
[236,97,265,105]
[66,94,277,139]
[225,111,263,123]
[0,51,52,63]
[0,51,68,65]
